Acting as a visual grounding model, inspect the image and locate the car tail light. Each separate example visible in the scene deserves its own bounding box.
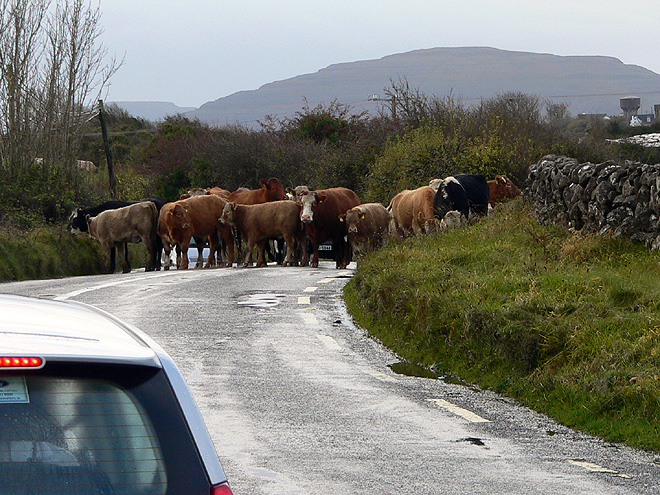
[211,482,234,495]
[0,356,44,369]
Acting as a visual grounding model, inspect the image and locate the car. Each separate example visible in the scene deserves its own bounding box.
[317,239,334,260]
[0,294,234,495]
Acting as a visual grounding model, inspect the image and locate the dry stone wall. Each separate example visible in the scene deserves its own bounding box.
[526,154,660,250]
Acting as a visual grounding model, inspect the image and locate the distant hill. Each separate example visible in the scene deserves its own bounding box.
[110,101,196,121]
[186,47,660,127]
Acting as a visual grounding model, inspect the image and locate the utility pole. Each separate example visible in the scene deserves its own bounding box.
[98,100,116,198]
[368,94,397,119]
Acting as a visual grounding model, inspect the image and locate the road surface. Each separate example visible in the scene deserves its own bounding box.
[2,263,658,494]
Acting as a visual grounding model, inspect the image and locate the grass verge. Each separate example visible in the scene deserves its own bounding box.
[344,199,660,451]
[0,225,147,281]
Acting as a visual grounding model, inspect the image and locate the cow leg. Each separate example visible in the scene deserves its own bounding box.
[143,235,155,272]
[108,246,117,273]
[193,235,205,268]
[179,240,190,269]
[117,243,130,273]
[205,232,219,268]
[310,244,319,268]
[123,243,131,271]
[219,227,234,267]
[282,233,296,267]
[161,240,173,270]
[153,235,163,270]
[334,235,350,269]
[256,240,267,267]
[276,238,285,265]
[175,244,182,268]
[103,244,114,274]
[243,240,254,267]
[300,238,309,266]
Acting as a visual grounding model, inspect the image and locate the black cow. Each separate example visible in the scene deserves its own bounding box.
[433,174,489,221]
[68,196,166,271]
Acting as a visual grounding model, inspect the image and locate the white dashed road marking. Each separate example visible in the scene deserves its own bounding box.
[428,398,491,423]
[300,313,320,328]
[567,459,631,479]
[361,367,398,383]
[55,273,173,300]
[303,286,318,292]
[297,296,311,305]
[316,335,342,351]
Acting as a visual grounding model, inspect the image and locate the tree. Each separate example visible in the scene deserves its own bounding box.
[0,0,121,179]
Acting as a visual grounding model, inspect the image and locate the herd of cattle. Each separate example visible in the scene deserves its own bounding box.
[66,174,521,273]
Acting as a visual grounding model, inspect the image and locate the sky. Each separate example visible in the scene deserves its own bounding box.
[99,0,660,109]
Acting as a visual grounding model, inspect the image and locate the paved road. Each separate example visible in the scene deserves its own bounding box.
[2,263,658,494]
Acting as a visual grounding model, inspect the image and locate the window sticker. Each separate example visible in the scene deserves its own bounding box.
[0,375,30,403]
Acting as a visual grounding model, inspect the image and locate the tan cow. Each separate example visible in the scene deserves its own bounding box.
[86,202,158,273]
[76,160,97,172]
[388,186,437,237]
[219,200,306,267]
[161,194,234,269]
[339,203,391,256]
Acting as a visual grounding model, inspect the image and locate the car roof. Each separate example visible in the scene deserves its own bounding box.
[0,294,161,367]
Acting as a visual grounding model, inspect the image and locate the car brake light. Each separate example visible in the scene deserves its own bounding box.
[211,482,234,495]
[0,356,44,369]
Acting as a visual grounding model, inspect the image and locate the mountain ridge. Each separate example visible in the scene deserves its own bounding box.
[123,47,660,125]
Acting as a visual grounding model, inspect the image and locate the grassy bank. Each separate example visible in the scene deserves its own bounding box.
[0,226,147,281]
[344,200,660,451]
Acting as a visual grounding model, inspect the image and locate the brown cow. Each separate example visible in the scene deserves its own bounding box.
[488,175,521,204]
[208,186,231,198]
[298,187,361,269]
[228,177,285,204]
[158,202,183,270]
[86,202,158,273]
[388,186,436,237]
[219,200,306,267]
[161,194,234,269]
[339,203,391,257]
[175,186,232,267]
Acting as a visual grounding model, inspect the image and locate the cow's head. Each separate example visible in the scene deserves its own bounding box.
[491,175,521,200]
[428,178,443,191]
[299,191,326,224]
[84,214,97,239]
[342,207,365,235]
[292,185,310,203]
[169,203,191,230]
[218,201,237,225]
[440,210,466,231]
[260,177,286,201]
[179,187,210,200]
[67,208,87,234]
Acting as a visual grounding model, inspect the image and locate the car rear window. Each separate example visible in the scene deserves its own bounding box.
[0,363,210,495]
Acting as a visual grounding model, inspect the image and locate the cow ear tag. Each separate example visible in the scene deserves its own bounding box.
[360,213,365,219]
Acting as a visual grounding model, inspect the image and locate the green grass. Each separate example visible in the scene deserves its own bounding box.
[0,225,148,281]
[344,199,660,451]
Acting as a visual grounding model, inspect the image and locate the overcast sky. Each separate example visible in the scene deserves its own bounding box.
[100,0,660,108]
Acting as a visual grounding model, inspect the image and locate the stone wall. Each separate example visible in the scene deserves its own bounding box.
[526,154,660,250]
